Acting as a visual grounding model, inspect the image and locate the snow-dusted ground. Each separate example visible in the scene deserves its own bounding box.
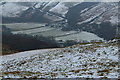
[0,41,118,78]
[0,49,56,63]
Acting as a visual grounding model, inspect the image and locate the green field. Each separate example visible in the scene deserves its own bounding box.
[3,23,46,31]
[4,23,103,41]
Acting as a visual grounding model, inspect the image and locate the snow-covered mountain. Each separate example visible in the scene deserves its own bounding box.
[1,1,118,40]
[1,2,118,23]
[77,2,118,24]
[1,2,80,22]
[1,40,118,78]
[0,2,119,78]
[1,2,29,17]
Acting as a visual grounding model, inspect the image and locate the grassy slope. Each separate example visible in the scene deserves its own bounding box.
[1,40,118,78]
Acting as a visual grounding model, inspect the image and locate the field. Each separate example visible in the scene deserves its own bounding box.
[3,23,103,41]
[2,23,46,31]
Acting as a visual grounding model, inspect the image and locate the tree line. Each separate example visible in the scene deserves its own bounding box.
[2,25,60,55]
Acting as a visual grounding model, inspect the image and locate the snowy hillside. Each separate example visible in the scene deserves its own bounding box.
[77,2,118,24]
[0,2,29,17]
[1,40,118,78]
[1,2,118,24]
[1,2,79,20]
[0,1,118,24]
[1,2,118,40]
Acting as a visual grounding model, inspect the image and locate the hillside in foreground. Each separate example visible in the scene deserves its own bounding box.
[0,40,118,78]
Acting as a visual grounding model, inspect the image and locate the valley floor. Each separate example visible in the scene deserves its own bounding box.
[0,40,119,78]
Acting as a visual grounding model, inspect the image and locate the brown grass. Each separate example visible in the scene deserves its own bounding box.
[69,69,87,73]
[97,69,110,73]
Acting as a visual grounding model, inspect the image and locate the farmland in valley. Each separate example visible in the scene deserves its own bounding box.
[3,23,103,41]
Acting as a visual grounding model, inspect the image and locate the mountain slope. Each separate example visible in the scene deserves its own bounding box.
[1,2,118,40]
[1,40,118,78]
[1,2,118,23]
[1,2,29,17]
